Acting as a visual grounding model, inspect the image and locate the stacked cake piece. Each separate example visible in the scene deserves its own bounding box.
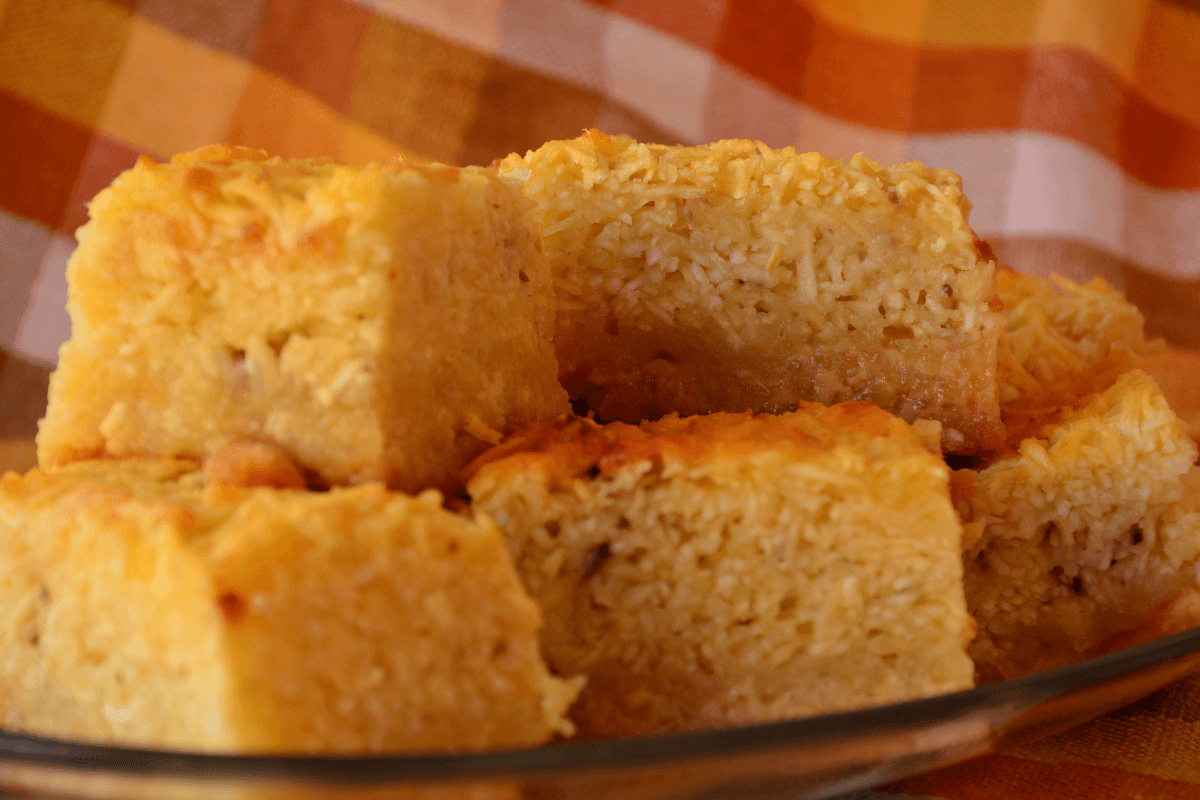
[11,146,578,752]
[496,130,1006,455]
[37,145,568,494]
[960,271,1200,680]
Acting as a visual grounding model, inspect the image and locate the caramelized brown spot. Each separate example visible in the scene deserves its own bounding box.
[973,237,998,264]
[242,220,267,244]
[217,591,248,623]
[185,167,214,191]
[298,224,340,258]
[462,405,909,487]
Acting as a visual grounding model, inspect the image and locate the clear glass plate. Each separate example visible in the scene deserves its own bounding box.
[3,627,1200,800]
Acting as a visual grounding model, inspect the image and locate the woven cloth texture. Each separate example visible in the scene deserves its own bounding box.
[1,1,1199,796]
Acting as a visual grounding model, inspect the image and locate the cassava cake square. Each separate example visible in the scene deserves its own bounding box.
[464,407,974,737]
[959,370,1200,681]
[37,145,568,493]
[0,458,580,753]
[962,270,1200,680]
[496,130,1005,454]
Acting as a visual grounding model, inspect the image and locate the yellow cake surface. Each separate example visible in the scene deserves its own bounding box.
[497,130,1005,454]
[38,145,568,493]
[0,458,580,753]
[995,268,1149,447]
[961,370,1200,681]
[465,407,974,737]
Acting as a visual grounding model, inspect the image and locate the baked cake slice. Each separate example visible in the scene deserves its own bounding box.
[496,130,1005,454]
[0,458,580,752]
[38,145,568,493]
[465,406,974,737]
[960,370,1200,681]
[963,270,1200,680]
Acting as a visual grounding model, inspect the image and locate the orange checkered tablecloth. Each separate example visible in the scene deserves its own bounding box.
[2,1,1199,797]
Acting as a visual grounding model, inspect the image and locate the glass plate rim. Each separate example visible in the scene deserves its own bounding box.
[3,625,1199,783]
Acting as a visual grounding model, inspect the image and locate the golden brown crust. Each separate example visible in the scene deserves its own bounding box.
[463,403,915,486]
[995,268,1147,450]
[202,440,306,490]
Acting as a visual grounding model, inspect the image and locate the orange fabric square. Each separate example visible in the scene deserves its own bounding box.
[99,17,251,160]
[613,0,729,49]
[0,88,92,230]
[1033,0,1147,78]
[228,67,341,158]
[229,66,400,163]
[0,0,133,126]
[136,0,267,60]
[1121,93,1200,190]
[922,0,1041,47]
[253,0,369,112]
[1136,0,1200,128]
[909,46,1025,132]
[460,60,605,167]
[802,14,918,132]
[347,16,488,166]
[803,0,933,44]
[716,0,815,102]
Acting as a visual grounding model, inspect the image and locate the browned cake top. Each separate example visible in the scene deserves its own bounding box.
[995,266,1148,448]
[463,403,926,486]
